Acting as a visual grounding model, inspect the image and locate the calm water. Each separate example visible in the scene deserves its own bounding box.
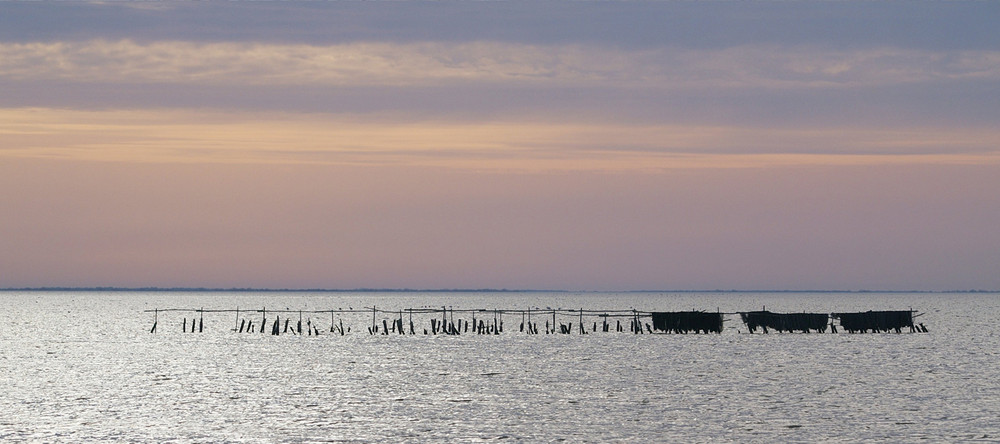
[1,291,997,442]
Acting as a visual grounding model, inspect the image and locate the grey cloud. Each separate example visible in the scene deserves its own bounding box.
[2,2,998,51]
[4,40,998,90]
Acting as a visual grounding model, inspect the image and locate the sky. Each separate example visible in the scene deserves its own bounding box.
[1,2,999,291]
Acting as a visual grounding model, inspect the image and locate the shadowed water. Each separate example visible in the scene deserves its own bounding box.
[1,291,997,442]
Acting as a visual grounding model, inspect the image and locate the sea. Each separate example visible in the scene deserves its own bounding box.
[1,290,997,443]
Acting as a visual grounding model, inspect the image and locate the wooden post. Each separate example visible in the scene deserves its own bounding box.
[235,307,240,332]
[150,308,158,334]
[199,309,204,333]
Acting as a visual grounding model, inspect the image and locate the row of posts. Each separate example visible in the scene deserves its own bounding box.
[153,307,655,336]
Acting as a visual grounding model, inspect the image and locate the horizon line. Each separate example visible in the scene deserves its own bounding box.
[1,287,996,294]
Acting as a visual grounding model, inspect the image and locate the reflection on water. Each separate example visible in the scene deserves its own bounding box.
[1,291,997,442]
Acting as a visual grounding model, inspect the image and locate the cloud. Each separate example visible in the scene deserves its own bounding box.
[3,108,998,171]
[3,40,999,90]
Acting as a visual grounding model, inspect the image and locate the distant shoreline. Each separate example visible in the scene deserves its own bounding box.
[1,287,996,294]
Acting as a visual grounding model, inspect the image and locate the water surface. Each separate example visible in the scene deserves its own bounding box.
[1,291,996,442]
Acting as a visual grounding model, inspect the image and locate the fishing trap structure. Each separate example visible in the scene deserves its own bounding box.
[146,306,928,336]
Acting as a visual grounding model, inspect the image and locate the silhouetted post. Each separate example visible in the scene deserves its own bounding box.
[372,306,377,334]
[261,308,266,334]
[199,309,204,333]
[183,318,187,333]
[150,308,158,334]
